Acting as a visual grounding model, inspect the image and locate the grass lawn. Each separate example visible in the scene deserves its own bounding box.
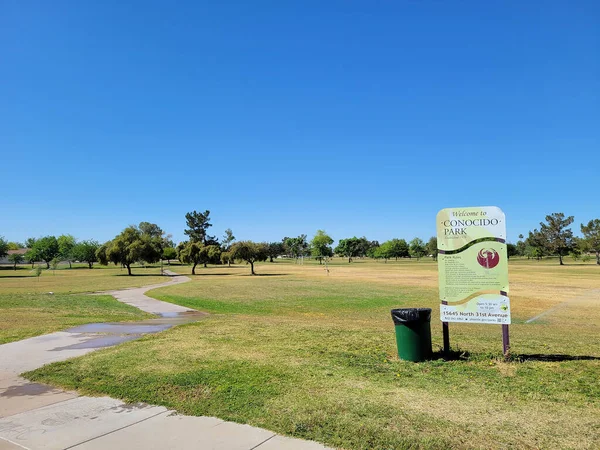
[0,264,162,343]
[25,259,600,449]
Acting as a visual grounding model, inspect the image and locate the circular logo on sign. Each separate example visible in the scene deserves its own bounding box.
[477,248,500,269]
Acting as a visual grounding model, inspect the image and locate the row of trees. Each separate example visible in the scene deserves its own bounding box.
[3,211,598,274]
[509,213,600,265]
[0,235,101,270]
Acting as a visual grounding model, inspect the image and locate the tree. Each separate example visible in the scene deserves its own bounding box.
[334,237,362,263]
[283,235,309,259]
[373,241,393,262]
[389,238,410,260]
[409,237,426,260]
[24,237,37,249]
[539,213,575,265]
[526,229,546,260]
[220,250,234,267]
[581,219,600,265]
[184,210,217,245]
[162,247,177,265]
[266,242,285,262]
[310,230,334,264]
[7,242,23,250]
[98,223,164,275]
[506,243,518,259]
[177,241,221,275]
[222,228,235,251]
[72,240,100,268]
[426,236,438,261]
[7,253,24,270]
[0,237,8,259]
[32,236,60,269]
[58,234,77,268]
[230,241,268,275]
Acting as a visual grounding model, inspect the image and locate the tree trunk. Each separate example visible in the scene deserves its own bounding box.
[68,260,72,269]
[126,264,132,275]
[559,254,564,265]
[596,251,600,265]
[13,262,17,270]
[88,262,93,269]
[250,261,255,275]
[204,262,207,268]
[348,257,351,263]
[167,259,170,265]
[228,260,231,267]
[192,262,197,275]
[46,261,50,269]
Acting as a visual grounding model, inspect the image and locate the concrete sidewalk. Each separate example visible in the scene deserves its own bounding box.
[0,272,330,449]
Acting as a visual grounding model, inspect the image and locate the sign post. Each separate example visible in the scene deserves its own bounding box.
[436,206,511,357]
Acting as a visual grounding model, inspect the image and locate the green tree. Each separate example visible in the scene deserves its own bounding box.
[7,242,23,250]
[58,234,77,268]
[162,247,177,265]
[526,229,546,261]
[72,240,100,268]
[373,241,393,262]
[539,213,575,265]
[283,235,309,259]
[7,253,24,270]
[0,237,8,259]
[98,224,164,275]
[25,237,37,249]
[310,230,334,264]
[506,243,518,259]
[220,250,234,267]
[581,219,600,265]
[266,242,285,262]
[334,237,362,263]
[222,228,235,251]
[177,241,221,275]
[184,210,217,245]
[426,236,438,261]
[50,257,60,274]
[409,237,426,260]
[390,238,410,260]
[32,236,60,269]
[230,241,268,275]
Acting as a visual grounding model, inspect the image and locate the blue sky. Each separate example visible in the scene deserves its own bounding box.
[1,1,598,245]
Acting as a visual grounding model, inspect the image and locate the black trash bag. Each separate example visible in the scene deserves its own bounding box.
[391,308,432,324]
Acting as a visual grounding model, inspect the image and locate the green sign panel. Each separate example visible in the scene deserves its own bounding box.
[437,206,510,324]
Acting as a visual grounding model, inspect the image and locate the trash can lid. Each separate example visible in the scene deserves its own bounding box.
[391,308,432,324]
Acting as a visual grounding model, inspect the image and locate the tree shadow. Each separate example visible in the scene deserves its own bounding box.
[115,273,164,277]
[191,272,237,277]
[514,353,600,362]
[252,273,290,277]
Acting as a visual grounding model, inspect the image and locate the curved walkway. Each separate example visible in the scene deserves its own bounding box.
[0,271,329,450]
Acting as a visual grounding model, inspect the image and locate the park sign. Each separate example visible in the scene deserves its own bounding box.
[436,206,511,325]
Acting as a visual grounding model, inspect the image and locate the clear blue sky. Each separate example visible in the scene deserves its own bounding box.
[1,1,598,245]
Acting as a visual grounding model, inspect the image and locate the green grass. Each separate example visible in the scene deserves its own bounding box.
[0,264,164,343]
[0,293,153,344]
[25,261,600,449]
[0,264,167,294]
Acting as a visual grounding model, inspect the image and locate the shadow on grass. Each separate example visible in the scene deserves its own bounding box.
[251,273,290,277]
[115,273,163,277]
[514,353,600,362]
[431,349,471,361]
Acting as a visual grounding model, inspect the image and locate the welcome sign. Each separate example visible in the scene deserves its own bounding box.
[436,206,511,324]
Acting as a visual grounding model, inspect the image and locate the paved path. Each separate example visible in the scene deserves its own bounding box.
[0,271,330,450]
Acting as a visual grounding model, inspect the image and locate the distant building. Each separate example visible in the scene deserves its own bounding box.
[0,248,29,265]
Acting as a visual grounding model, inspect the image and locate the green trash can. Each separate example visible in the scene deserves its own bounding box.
[391,308,432,362]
